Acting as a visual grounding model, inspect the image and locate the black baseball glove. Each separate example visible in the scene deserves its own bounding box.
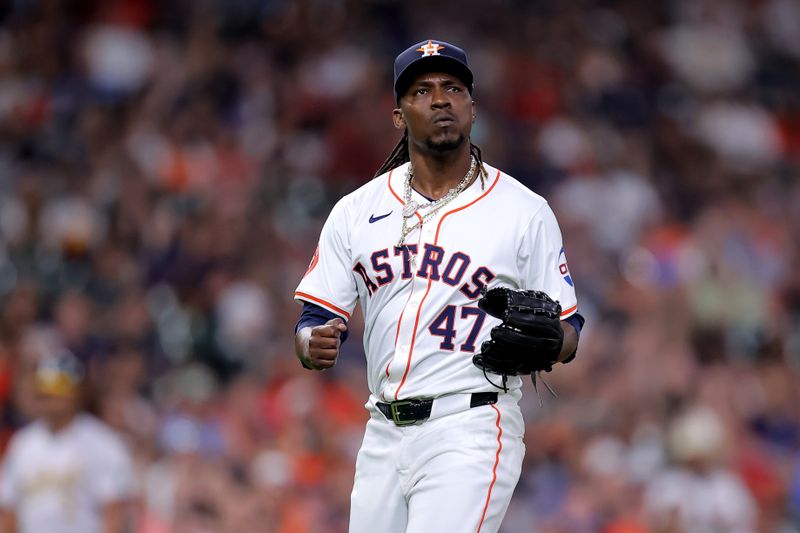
[473,287,564,376]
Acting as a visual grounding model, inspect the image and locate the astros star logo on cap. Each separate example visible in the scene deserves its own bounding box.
[393,39,473,100]
[416,40,445,57]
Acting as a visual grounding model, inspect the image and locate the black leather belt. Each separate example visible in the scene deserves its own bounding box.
[376,392,498,426]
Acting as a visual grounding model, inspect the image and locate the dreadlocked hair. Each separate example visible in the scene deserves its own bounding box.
[373,130,489,189]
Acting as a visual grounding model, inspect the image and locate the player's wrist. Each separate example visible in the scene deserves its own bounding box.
[556,321,578,363]
[294,327,315,369]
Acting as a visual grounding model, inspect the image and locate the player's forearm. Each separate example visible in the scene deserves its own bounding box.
[557,321,578,363]
[0,509,17,533]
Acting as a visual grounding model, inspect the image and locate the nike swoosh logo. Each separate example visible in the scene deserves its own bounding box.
[369,211,392,223]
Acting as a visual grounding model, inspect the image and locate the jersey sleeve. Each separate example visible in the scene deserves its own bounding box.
[518,203,578,318]
[90,432,135,503]
[294,196,358,320]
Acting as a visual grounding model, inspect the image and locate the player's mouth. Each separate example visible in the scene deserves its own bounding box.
[432,114,456,127]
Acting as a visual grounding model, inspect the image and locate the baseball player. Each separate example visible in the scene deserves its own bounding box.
[294,39,584,533]
[0,350,135,533]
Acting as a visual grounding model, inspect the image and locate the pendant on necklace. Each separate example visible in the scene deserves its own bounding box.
[402,201,418,219]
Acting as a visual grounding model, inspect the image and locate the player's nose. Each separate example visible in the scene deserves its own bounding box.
[430,87,451,109]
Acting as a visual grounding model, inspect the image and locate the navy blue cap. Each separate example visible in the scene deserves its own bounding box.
[393,39,474,101]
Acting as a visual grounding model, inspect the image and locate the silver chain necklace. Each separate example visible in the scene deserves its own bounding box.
[396,156,477,251]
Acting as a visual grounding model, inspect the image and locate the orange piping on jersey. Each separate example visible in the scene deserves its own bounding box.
[386,251,420,392]
[387,171,422,344]
[476,404,503,533]
[394,275,435,400]
[294,292,351,320]
[433,170,501,241]
[560,304,578,317]
[389,280,416,391]
[385,168,423,395]
[393,169,501,400]
[393,267,418,347]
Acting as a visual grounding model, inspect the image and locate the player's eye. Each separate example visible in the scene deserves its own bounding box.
[415,87,428,95]
[447,86,461,92]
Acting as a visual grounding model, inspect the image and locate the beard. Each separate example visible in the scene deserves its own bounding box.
[425,132,466,153]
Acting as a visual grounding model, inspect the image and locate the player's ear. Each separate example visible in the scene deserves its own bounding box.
[471,101,476,123]
[392,108,405,129]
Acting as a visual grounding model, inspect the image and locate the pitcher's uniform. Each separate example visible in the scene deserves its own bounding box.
[295,162,578,533]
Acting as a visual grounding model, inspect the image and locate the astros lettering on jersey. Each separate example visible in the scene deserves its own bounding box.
[295,161,578,403]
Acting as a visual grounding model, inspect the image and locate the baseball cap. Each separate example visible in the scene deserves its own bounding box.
[393,39,474,101]
[34,349,85,397]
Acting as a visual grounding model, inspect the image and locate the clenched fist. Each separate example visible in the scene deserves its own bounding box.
[295,318,348,370]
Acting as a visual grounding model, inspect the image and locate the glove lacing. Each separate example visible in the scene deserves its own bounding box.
[479,367,559,407]
[530,371,558,407]
[481,366,509,393]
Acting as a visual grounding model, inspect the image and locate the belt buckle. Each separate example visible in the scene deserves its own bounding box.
[389,400,416,426]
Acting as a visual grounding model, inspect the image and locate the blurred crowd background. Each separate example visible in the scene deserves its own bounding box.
[0,0,799,531]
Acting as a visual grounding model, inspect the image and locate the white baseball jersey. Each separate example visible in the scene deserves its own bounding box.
[0,414,135,533]
[295,162,578,402]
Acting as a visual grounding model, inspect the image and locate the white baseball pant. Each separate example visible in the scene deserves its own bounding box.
[349,391,525,533]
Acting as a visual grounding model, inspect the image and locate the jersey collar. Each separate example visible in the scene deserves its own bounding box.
[387,162,498,217]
